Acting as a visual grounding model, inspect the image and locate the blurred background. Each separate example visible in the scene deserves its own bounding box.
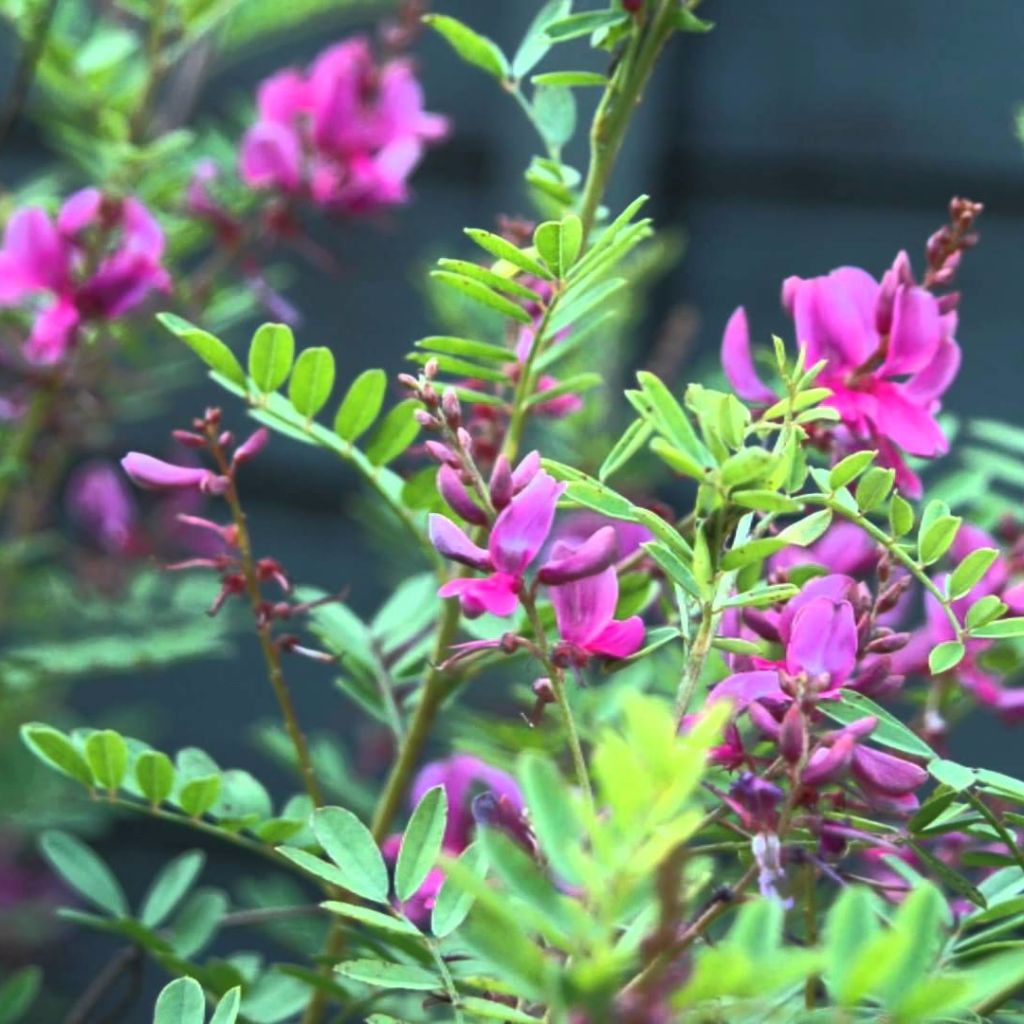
[3,0,1024,1017]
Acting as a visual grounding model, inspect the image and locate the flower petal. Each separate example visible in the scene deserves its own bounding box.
[721,307,774,402]
[489,471,564,575]
[549,565,618,646]
[428,513,491,570]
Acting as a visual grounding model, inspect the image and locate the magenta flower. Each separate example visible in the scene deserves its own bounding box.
[430,466,567,617]
[239,37,447,213]
[66,460,138,554]
[721,252,960,496]
[546,544,645,662]
[0,190,170,364]
[121,452,227,495]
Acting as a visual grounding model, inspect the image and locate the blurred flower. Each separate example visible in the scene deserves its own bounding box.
[0,189,170,364]
[66,460,138,554]
[239,37,447,213]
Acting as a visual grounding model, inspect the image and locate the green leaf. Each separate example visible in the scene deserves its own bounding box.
[512,0,571,78]
[135,750,175,806]
[436,259,543,302]
[84,729,128,791]
[730,490,802,513]
[169,888,228,958]
[919,514,962,566]
[313,806,389,903]
[364,399,420,467]
[966,594,1007,630]
[889,493,914,538]
[334,368,387,443]
[722,537,788,570]
[395,785,448,903]
[906,842,986,908]
[532,86,577,152]
[828,450,877,489]
[948,547,999,600]
[0,966,41,1024]
[854,466,895,512]
[649,437,704,479]
[929,759,975,792]
[336,959,438,991]
[40,830,128,917]
[321,901,419,935]
[431,270,533,323]
[463,229,553,279]
[460,998,540,1023]
[288,347,335,419]
[531,70,607,87]
[822,691,934,759]
[20,724,94,788]
[154,976,205,1024]
[929,640,966,675]
[825,886,881,1002]
[599,418,653,482]
[140,851,206,928]
[414,335,513,364]
[178,774,221,817]
[635,371,707,463]
[276,846,353,890]
[720,447,775,488]
[545,10,625,41]
[248,323,295,393]
[431,842,485,938]
[516,752,581,885]
[674,9,714,31]
[970,616,1024,639]
[209,987,242,1024]
[778,509,833,547]
[158,312,246,388]
[423,14,509,80]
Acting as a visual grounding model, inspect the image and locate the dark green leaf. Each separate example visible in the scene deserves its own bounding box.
[140,851,206,928]
[0,966,41,1024]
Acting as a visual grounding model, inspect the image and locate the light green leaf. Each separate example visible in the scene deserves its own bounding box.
[334,368,387,443]
[889,493,914,538]
[84,730,128,791]
[948,547,999,600]
[140,851,206,928]
[288,347,335,419]
[929,759,975,792]
[431,270,533,323]
[364,399,421,467]
[431,842,486,938]
[336,959,438,991]
[158,312,246,387]
[135,750,175,806]
[178,774,221,818]
[531,85,576,151]
[919,514,962,566]
[511,0,571,79]
[545,10,625,41]
[154,976,205,1024]
[929,640,965,675]
[855,466,895,512]
[395,785,448,903]
[40,830,128,917]
[423,14,509,80]
[531,71,607,88]
[828,450,876,489]
[20,724,93,788]
[313,806,389,903]
[971,616,1024,639]
[321,901,420,935]
[209,987,242,1024]
[248,323,295,393]
[463,229,553,279]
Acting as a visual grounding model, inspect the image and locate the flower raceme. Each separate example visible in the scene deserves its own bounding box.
[0,189,170,364]
[721,251,960,496]
[240,37,447,213]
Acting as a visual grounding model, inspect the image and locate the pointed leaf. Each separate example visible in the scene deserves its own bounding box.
[40,830,128,917]
[140,851,206,928]
[313,807,389,903]
[158,312,245,387]
[395,785,448,903]
[20,724,93,788]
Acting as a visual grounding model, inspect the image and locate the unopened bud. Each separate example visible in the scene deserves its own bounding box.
[233,427,269,465]
[532,677,555,703]
[748,700,781,740]
[425,440,458,465]
[172,430,206,449]
[415,409,437,428]
[441,388,461,427]
[489,455,513,510]
[423,358,438,379]
[866,631,911,654]
[456,427,473,453]
[218,431,234,448]
[779,704,806,764]
[438,464,487,525]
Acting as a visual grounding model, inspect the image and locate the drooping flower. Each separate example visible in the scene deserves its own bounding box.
[721,252,960,496]
[239,37,447,213]
[121,452,227,495]
[0,190,170,364]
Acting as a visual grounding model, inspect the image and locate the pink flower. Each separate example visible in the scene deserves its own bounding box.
[0,190,170,364]
[121,452,226,494]
[721,253,960,496]
[66,461,138,553]
[547,545,645,661]
[239,37,447,213]
[430,464,566,617]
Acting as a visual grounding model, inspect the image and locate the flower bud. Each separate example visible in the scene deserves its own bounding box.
[851,746,927,796]
[510,450,541,493]
[424,440,457,465]
[415,409,437,428]
[423,357,438,379]
[172,430,207,449]
[233,427,269,465]
[801,735,855,787]
[537,527,618,585]
[489,455,513,510]
[779,703,806,764]
[438,464,487,525]
[441,388,461,427]
[456,427,473,453]
[747,700,781,740]
[866,631,911,654]
[122,452,214,492]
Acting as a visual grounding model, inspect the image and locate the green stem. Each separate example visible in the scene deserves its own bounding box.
[577,0,679,241]
[0,384,53,522]
[211,439,323,807]
[370,594,464,842]
[804,493,963,640]
[502,299,558,464]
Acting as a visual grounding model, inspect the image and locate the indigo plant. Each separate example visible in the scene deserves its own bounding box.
[6,2,1024,1023]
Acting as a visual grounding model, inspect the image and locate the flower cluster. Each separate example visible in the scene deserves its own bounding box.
[0,189,169,364]
[240,37,447,213]
[721,200,982,496]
